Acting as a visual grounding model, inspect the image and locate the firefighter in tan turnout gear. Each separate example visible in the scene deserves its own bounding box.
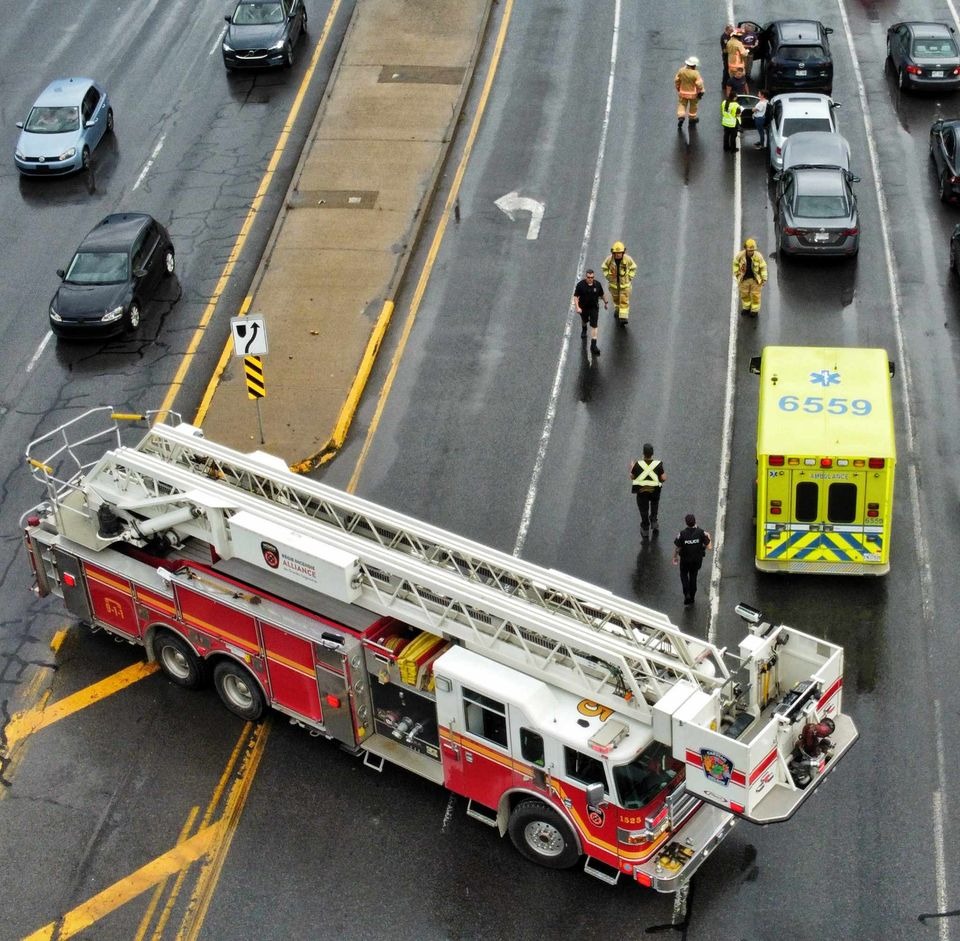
[675,56,705,128]
[733,237,767,317]
[602,241,638,325]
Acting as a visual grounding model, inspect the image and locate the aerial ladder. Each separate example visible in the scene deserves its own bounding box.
[24,408,857,825]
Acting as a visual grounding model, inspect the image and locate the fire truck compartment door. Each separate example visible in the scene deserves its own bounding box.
[54,549,92,621]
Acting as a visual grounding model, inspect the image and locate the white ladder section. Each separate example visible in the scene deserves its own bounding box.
[77,422,733,717]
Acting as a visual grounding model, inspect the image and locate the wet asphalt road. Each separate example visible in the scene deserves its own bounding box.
[1,0,959,939]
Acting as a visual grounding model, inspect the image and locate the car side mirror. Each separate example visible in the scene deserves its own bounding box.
[85,119,96,128]
[824,27,834,34]
[56,269,65,279]
[133,267,148,279]
[832,101,841,108]
[848,173,861,183]
[224,14,231,22]
[773,171,782,182]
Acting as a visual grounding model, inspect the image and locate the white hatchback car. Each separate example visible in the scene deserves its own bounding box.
[767,93,839,170]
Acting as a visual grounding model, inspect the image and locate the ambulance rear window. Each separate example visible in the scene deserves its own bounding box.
[795,482,818,522]
[827,482,857,523]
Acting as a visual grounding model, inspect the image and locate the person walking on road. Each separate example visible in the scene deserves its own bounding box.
[675,56,705,128]
[733,237,768,317]
[631,443,666,535]
[573,269,608,356]
[673,513,712,605]
[721,87,742,152]
[601,241,638,326]
[753,90,769,148]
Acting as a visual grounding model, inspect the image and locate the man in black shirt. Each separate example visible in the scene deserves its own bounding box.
[572,269,608,356]
[672,513,712,605]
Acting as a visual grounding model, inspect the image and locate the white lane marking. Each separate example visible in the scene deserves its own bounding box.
[513,0,621,556]
[26,332,53,373]
[131,134,166,193]
[835,0,930,615]
[210,26,227,57]
[947,0,960,35]
[708,0,742,643]
[494,191,545,240]
[933,699,949,941]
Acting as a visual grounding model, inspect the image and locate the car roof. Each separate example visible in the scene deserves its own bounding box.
[783,131,851,170]
[771,20,825,43]
[78,214,154,253]
[793,168,847,196]
[34,78,97,108]
[774,94,834,116]
[900,22,954,39]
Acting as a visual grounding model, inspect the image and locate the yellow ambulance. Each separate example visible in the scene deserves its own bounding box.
[749,346,896,575]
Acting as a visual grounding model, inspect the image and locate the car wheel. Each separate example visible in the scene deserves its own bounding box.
[301,7,307,31]
[125,301,141,332]
[106,108,114,133]
[951,241,957,272]
[284,42,295,68]
[940,172,951,204]
[163,247,175,277]
[898,67,907,91]
[81,146,91,171]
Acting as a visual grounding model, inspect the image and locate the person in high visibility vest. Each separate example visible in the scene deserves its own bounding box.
[675,56,705,128]
[630,443,667,535]
[601,241,638,325]
[732,237,768,317]
[721,88,742,153]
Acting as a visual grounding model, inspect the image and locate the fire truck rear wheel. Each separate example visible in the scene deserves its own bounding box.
[154,631,203,690]
[213,661,266,721]
[508,800,580,869]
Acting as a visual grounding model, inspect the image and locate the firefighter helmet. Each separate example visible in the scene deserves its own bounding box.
[611,241,626,253]
[685,56,700,68]
[744,238,757,250]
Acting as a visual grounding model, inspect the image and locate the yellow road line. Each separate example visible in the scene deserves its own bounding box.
[347,0,515,493]
[23,822,224,941]
[180,0,344,426]
[49,630,68,653]
[3,661,158,753]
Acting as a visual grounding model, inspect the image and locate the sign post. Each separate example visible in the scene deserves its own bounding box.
[230,314,269,444]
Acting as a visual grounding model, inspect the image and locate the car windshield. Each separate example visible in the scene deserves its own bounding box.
[25,106,79,134]
[65,251,129,285]
[912,38,958,58]
[612,742,683,809]
[781,117,833,136]
[780,45,825,63]
[233,1,284,25]
[796,194,848,218]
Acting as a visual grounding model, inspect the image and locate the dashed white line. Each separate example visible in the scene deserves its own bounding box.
[26,332,53,373]
[210,26,227,58]
[131,134,166,193]
[513,0,621,556]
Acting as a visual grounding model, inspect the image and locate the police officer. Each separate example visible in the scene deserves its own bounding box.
[630,443,666,535]
[672,513,712,605]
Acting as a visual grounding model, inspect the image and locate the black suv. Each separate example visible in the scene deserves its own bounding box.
[758,20,834,95]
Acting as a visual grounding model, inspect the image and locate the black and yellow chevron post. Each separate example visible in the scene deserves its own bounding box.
[244,355,265,399]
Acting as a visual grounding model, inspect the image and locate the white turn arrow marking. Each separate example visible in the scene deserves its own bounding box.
[494,191,545,240]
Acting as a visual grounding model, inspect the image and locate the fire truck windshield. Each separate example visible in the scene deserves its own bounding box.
[612,742,683,809]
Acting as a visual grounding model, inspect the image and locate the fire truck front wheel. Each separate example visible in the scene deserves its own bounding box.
[154,631,204,690]
[508,800,580,869]
[213,660,266,721]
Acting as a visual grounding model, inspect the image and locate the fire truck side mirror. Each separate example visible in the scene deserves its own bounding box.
[585,782,605,807]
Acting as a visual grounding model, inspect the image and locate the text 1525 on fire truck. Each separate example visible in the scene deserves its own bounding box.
[750,346,896,575]
[22,409,858,892]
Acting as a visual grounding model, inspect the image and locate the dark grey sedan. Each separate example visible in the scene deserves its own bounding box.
[929,118,960,203]
[49,213,175,338]
[222,0,307,70]
[774,132,860,258]
[887,22,960,92]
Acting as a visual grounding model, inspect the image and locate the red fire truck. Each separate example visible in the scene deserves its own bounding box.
[22,409,857,891]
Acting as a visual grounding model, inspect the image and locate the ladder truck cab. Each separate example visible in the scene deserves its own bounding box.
[22,409,858,892]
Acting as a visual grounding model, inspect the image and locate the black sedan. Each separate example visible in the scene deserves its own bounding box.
[929,119,960,203]
[222,0,307,70]
[887,22,960,91]
[49,213,175,338]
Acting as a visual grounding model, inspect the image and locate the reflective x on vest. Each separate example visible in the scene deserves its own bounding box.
[633,461,662,488]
